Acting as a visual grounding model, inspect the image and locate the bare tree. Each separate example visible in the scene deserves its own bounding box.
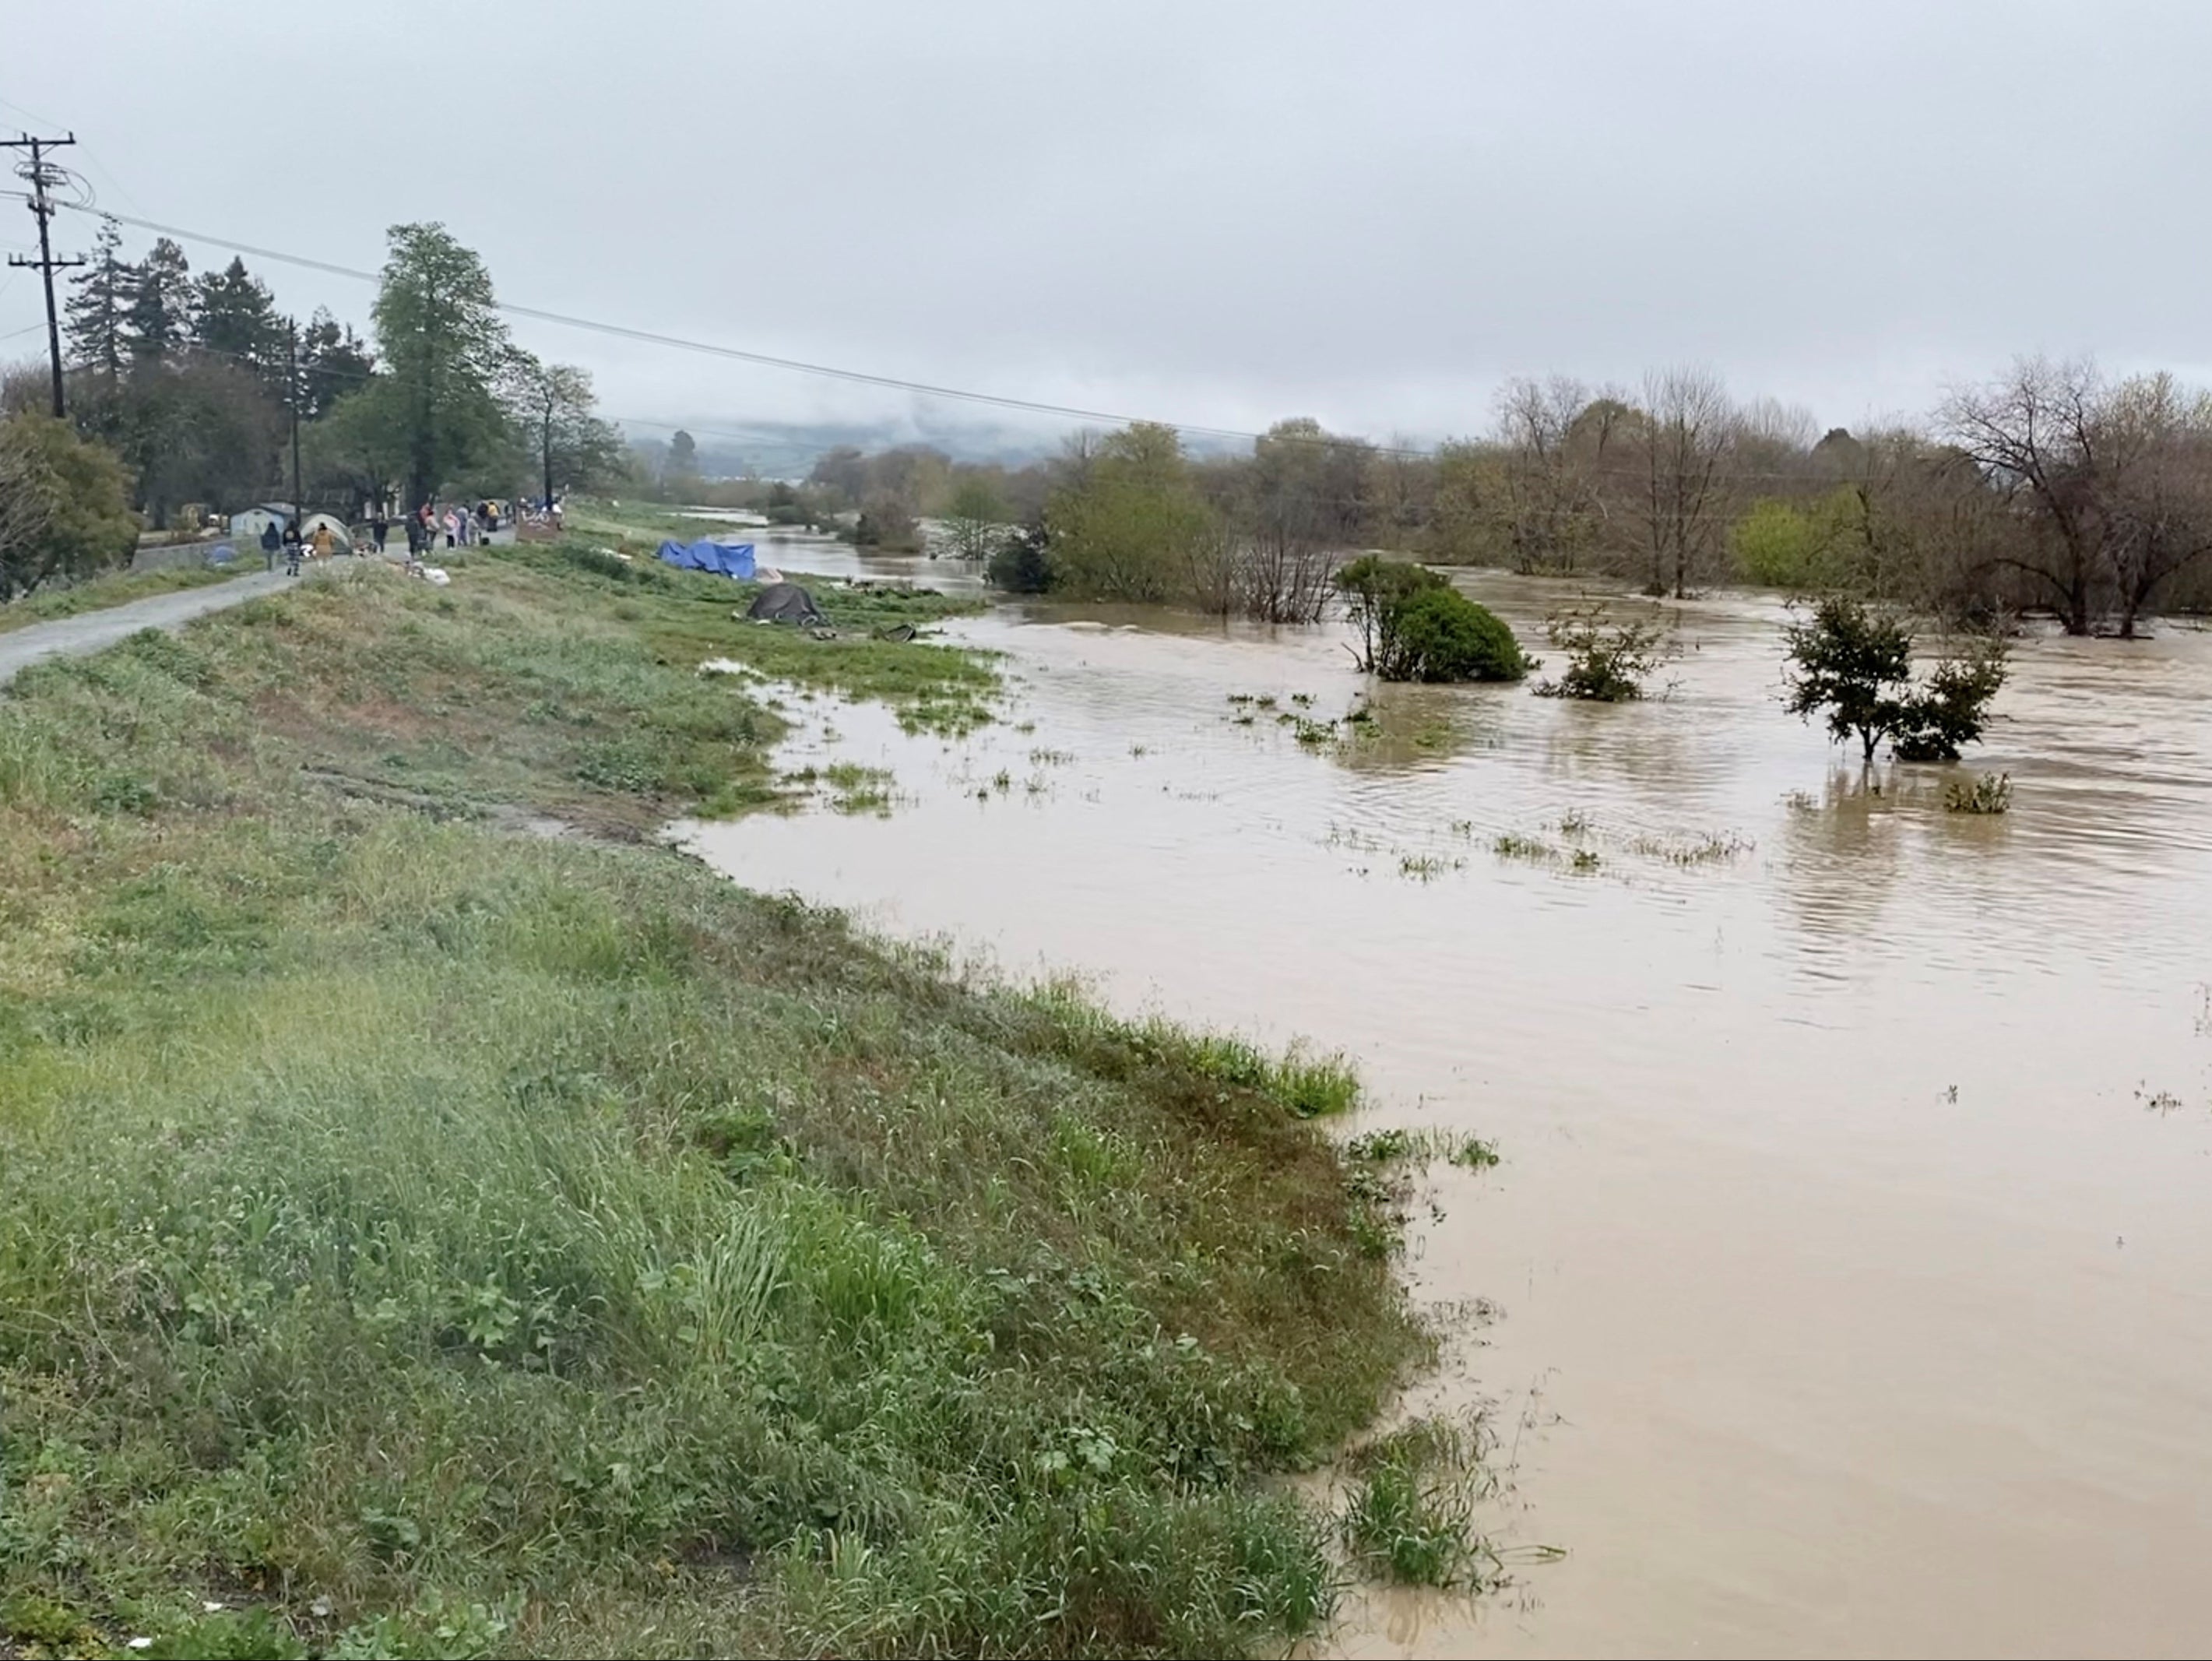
[1635,368,1735,597]
[2101,374,2212,637]
[1493,375,1603,573]
[1939,357,2122,635]
[1233,418,1363,622]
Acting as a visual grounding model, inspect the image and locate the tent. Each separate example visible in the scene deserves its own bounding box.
[230,505,294,542]
[301,512,353,551]
[656,537,757,579]
[746,581,825,625]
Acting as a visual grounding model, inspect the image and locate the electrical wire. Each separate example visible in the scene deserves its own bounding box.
[46,202,1890,501]
[57,202,1435,459]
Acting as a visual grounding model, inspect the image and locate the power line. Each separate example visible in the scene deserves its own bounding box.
[58,202,1430,459]
[48,203,1923,505]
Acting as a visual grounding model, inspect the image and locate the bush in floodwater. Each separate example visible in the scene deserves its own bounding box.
[1340,1419,1493,1589]
[1393,587,1528,682]
[1335,556,1528,684]
[1945,771,2013,814]
[986,523,1055,593]
[1534,604,1671,701]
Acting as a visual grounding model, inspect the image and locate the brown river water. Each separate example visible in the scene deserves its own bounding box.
[682,539,2212,1659]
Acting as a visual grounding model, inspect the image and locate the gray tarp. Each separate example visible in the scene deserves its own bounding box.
[746,581,825,624]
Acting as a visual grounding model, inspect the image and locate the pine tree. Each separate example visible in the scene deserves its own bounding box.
[63,216,132,378]
[192,255,283,382]
[122,237,195,365]
[298,307,375,418]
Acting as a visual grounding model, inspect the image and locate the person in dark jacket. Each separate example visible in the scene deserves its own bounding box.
[259,520,282,572]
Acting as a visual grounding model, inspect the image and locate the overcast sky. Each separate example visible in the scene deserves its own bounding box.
[7,1,2210,452]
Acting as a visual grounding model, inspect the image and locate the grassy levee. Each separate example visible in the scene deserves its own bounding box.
[0,549,1428,1658]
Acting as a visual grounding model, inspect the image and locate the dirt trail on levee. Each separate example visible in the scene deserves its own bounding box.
[0,572,292,688]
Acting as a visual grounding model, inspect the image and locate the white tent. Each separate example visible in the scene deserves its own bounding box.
[230,505,291,542]
[301,512,353,550]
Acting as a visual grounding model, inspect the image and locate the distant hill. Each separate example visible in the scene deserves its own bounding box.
[620,413,1254,480]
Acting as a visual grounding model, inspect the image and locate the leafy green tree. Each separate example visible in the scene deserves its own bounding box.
[1891,646,2009,762]
[370,223,514,508]
[77,357,284,526]
[1781,597,1911,761]
[123,237,195,365]
[64,216,132,378]
[1781,596,2006,762]
[0,413,139,600]
[192,257,284,385]
[505,356,624,509]
[943,476,1007,559]
[304,383,410,515]
[1046,421,1212,600]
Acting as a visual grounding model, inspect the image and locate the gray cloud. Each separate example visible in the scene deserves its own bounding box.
[9,0,2210,447]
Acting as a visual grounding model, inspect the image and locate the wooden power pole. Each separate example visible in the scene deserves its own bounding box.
[2,132,84,418]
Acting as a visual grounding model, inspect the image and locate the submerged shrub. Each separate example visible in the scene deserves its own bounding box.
[1390,588,1527,682]
[1534,604,1669,701]
[1336,558,1525,683]
[1945,771,2013,814]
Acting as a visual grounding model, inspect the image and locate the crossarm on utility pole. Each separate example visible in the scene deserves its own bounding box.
[2,132,84,418]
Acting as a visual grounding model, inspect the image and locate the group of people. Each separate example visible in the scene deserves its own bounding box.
[400,501,505,556]
[258,516,338,576]
[250,499,517,577]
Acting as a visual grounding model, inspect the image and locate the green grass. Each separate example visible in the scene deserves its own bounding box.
[0,563,242,634]
[0,555,1437,1658]
[1339,1420,1494,1589]
[499,538,998,738]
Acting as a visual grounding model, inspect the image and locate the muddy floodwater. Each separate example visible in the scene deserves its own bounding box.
[683,549,2212,1659]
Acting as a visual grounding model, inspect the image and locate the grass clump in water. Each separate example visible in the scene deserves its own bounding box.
[0,559,1433,1659]
[1339,1419,1494,1589]
[1945,771,2013,814]
[821,761,895,815]
[1493,832,1556,863]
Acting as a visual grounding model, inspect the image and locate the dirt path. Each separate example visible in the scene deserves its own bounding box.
[0,572,292,688]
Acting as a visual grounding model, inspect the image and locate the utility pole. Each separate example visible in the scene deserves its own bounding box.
[542,392,555,519]
[288,318,304,534]
[2,132,84,418]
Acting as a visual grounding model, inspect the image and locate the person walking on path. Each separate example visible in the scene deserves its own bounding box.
[283,523,304,577]
[259,519,282,572]
[443,507,459,549]
[309,521,336,561]
[371,510,389,554]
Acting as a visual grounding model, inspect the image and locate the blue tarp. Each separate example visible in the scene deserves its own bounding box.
[656,537,757,579]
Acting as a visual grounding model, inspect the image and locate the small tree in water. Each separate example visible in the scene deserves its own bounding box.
[1781,597,2006,762]
[1535,604,1672,700]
